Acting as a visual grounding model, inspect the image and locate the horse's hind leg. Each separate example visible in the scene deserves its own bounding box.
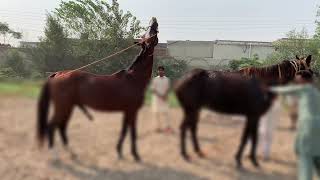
[248,117,260,168]
[180,109,192,161]
[235,117,252,169]
[56,108,75,157]
[47,118,58,159]
[116,113,129,160]
[190,110,205,158]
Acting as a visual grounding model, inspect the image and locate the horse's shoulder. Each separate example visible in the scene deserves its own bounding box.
[113,69,128,77]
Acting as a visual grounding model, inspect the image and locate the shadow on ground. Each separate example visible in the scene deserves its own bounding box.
[50,158,208,180]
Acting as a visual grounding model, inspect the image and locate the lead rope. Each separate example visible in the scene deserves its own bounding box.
[50,33,157,76]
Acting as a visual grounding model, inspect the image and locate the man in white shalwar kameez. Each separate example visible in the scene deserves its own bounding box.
[151,66,172,133]
[259,97,281,160]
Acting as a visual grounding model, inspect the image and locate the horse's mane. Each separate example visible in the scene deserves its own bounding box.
[238,59,294,79]
[128,48,145,71]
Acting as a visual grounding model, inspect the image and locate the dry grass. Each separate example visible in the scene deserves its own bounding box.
[0,96,297,180]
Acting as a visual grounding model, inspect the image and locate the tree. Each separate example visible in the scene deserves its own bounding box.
[28,14,76,75]
[54,0,144,74]
[229,54,263,70]
[0,49,29,78]
[265,28,320,72]
[0,22,22,44]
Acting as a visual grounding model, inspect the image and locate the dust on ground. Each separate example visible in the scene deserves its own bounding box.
[0,96,297,180]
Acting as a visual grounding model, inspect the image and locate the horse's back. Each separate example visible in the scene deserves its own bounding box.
[175,69,273,116]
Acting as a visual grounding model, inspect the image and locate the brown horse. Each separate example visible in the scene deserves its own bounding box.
[174,55,313,169]
[37,17,159,161]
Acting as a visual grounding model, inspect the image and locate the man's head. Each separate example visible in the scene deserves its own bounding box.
[294,70,313,84]
[157,66,165,77]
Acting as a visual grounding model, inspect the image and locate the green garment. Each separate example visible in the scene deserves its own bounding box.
[298,155,320,180]
[271,84,320,156]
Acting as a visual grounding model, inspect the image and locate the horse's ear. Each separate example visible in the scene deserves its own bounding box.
[306,55,312,65]
[296,55,300,60]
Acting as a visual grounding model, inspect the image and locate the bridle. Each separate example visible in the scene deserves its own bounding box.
[278,58,311,82]
[289,59,311,74]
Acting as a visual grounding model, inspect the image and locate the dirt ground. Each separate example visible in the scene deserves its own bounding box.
[0,96,297,180]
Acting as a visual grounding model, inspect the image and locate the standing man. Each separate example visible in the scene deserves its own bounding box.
[151,66,172,133]
[272,70,320,180]
[259,96,281,161]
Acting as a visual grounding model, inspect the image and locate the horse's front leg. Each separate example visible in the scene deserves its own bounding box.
[249,117,260,168]
[116,114,129,159]
[235,117,251,169]
[190,110,205,158]
[180,113,191,161]
[128,110,141,161]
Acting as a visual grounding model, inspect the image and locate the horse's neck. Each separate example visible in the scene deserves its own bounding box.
[129,55,153,89]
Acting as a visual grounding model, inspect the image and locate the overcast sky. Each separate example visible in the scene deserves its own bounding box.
[0,0,319,44]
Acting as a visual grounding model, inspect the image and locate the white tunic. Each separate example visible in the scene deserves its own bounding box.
[259,98,281,158]
[151,76,170,113]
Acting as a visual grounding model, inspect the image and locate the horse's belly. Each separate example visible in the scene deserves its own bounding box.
[82,94,143,111]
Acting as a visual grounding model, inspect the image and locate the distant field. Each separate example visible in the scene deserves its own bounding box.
[0,80,42,98]
[0,80,179,106]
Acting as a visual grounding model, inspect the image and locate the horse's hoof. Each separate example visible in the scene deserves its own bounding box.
[235,155,242,169]
[134,156,141,162]
[236,164,244,171]
[252,160,260,168]
[249,156,260,168]
[182,154,192,162]
[197,151,207,158]
[118,154,124,160]
[70,153,78,160]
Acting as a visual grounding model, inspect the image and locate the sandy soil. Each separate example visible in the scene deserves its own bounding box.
[0,96,297,180]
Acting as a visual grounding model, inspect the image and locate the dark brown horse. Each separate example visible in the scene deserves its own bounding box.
[174,55,313,169]
[239,55,312,85]
[37,17,159,161]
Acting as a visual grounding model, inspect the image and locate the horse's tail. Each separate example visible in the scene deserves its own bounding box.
[37,81,50,147]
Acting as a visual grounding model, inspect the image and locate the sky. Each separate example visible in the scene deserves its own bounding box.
[0,0,319,45]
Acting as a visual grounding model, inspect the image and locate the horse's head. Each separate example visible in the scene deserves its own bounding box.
[280,55,313,84]
[136,17,158,52]
[295,55,313,73]
[128,17,158,72]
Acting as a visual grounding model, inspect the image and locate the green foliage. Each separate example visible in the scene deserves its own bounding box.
[55,0,144,74]
[265,28,320,72]
[28,0,144,76]
[27,14,77,75]
[229,54,263,70]
[153,57,188,80]
[0,80,41,98]
[0,50,29,79]
[55,0,143,40]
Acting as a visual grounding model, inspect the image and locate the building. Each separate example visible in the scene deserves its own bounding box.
[17,39,277,69]
[19,41,39,48]
[166,40,274,68]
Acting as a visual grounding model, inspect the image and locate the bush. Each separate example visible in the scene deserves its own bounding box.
[228,54,263,70]
[153,57,188,80]
[0,49,30,79]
